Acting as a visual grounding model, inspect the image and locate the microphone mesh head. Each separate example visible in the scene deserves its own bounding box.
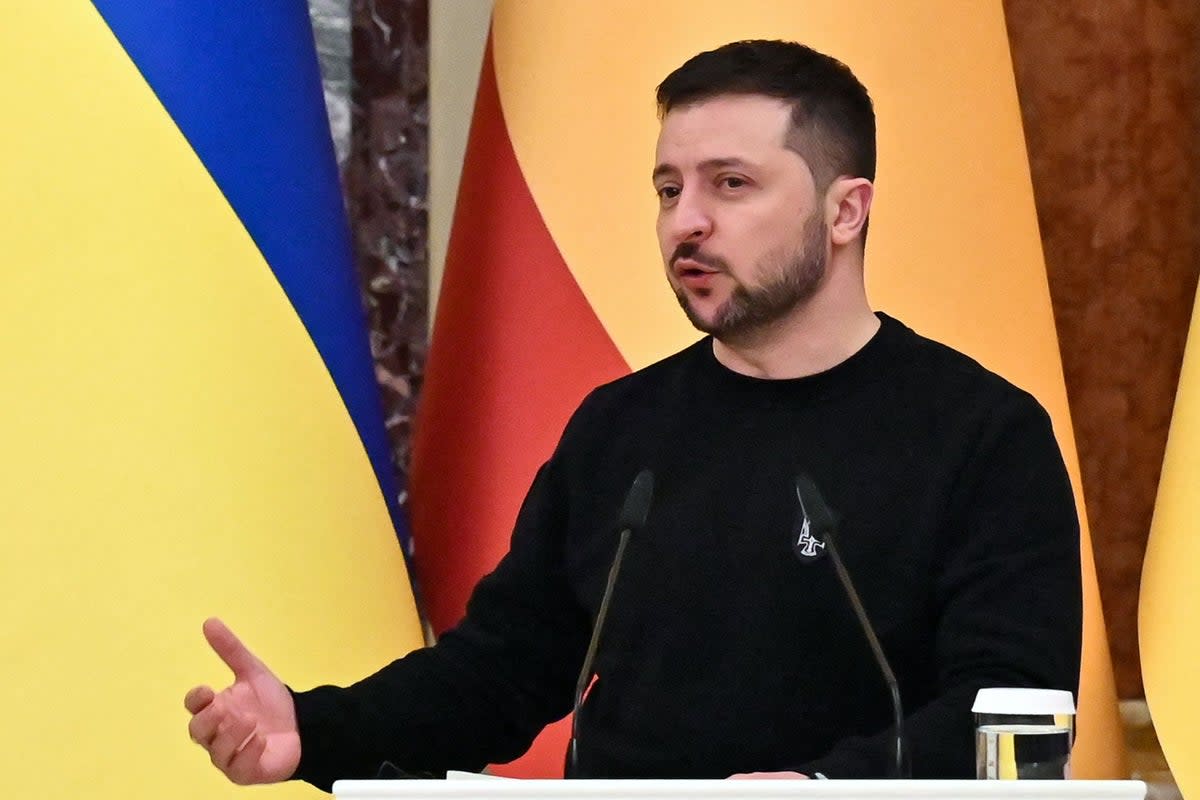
[617,469,655,530]
[794,473,838,533]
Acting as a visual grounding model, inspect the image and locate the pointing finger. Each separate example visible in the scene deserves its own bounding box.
[203,618,266,681]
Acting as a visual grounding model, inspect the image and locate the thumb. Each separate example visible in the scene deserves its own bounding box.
[203,617,269,681]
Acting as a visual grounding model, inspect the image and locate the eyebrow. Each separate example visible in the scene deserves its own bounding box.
[652,157,753,183]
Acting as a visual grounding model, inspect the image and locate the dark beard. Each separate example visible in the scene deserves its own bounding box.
[674,214,827,340]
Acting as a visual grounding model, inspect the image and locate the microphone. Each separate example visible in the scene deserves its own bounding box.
[565,468,655,779]
[793,474,910,779]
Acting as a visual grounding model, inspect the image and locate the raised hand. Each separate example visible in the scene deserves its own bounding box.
[185,618,302,785]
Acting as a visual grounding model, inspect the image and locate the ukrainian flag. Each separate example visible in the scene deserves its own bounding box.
[0,4,423,798]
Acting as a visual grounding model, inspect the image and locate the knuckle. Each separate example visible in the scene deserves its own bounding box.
[190,716,216,747]
[216,724,232,744]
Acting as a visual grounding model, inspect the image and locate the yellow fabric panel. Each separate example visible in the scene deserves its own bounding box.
[492,0,1122,778]
[0,6,422,798]
[1141,287,1200,799]
[999,735,1018,781]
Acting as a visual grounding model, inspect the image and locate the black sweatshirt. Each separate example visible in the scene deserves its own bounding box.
[291,313,1082,789]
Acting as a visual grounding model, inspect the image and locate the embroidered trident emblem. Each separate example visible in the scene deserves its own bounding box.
[795,516,827,559]
[792,503,828,564]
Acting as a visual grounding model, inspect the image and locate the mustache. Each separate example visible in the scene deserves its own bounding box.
[670,242,730,272]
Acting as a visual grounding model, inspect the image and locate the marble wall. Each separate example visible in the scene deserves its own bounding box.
[309,0,352,168]
[1004,0,1200,697]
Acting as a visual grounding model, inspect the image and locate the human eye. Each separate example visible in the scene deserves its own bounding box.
[719,174,749,191]
[655,184,681,204]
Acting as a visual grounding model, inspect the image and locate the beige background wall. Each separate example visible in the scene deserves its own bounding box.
[429,0,492,318]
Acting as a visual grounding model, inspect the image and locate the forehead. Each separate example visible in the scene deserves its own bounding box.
[654,94,795,167]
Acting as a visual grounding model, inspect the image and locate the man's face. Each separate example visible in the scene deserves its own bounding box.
[652,94,828,340]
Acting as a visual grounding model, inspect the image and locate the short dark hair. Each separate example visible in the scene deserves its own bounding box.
[656,40,876,191]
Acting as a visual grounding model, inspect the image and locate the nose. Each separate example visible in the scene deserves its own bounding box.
[662,189,713,249]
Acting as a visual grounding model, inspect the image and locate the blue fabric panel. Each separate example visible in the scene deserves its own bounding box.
[91,0,410,551]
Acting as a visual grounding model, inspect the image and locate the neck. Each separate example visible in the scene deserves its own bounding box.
[712,259,879,379]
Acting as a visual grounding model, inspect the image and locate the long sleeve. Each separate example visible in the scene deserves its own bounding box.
[290,458,591,791]
[794,396,1083,778]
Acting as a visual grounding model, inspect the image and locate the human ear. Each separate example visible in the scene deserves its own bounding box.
[827,177,874,246]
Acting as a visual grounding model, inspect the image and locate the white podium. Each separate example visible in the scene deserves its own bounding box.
[332,779,1146,800]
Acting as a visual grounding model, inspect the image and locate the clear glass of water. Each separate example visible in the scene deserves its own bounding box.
[973,688,1075,779]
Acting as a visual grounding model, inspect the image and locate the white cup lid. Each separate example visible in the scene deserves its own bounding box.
[972,687,1075,715]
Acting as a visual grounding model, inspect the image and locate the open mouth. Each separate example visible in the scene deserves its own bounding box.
[674,259,718,279]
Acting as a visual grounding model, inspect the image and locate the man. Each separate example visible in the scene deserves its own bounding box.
[185,40,1081,788]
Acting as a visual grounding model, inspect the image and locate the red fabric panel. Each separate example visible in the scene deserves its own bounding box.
[409,34,631,777]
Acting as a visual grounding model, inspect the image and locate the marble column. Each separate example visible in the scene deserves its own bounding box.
[345,0,430,510]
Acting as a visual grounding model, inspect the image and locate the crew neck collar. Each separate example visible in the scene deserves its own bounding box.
[695,312,904,396]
